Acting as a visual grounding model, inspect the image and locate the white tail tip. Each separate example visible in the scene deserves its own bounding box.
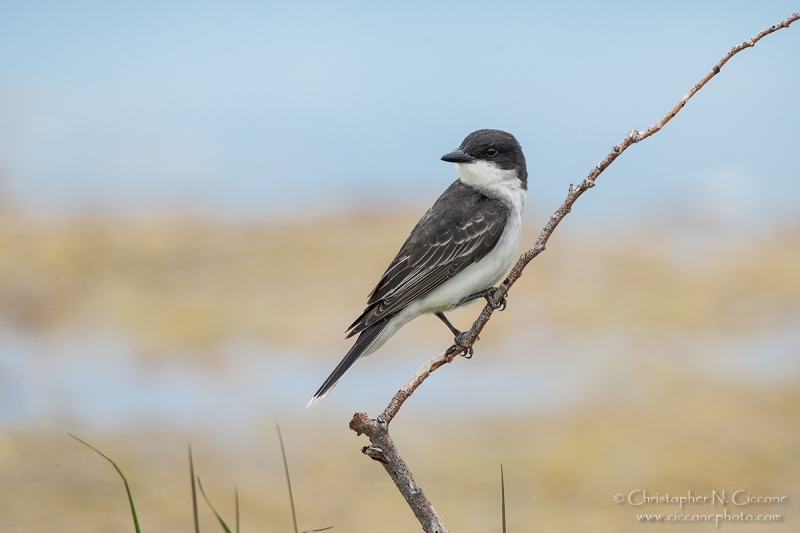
[305,393,326,409]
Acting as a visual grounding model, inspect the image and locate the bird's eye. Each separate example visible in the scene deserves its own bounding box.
[485,147,498,158]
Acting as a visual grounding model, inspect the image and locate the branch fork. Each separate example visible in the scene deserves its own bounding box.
[349,413,448,533]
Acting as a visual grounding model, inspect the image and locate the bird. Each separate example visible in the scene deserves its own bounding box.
[308,129,527,407]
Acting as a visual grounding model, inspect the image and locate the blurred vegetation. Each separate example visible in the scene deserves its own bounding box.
[0,213,423,354]
[0,211,798,532]
[1,213,798,355]
[2,377,798,532]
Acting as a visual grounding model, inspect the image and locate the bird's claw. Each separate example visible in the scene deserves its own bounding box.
[455,332,476,358]
[484,288,507,311]
[490,296,507,311]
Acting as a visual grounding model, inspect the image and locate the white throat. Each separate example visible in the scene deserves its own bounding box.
[455,160,520,188]
[454,160,526,215]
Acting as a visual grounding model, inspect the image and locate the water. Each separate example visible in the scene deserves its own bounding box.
[1,323,798,431]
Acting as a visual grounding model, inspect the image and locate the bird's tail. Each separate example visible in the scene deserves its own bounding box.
[306,317,391,408]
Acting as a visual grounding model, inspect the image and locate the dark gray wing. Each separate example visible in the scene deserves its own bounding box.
[346,180,508,337]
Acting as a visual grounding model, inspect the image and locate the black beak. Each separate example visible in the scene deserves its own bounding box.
[441,149,475,163]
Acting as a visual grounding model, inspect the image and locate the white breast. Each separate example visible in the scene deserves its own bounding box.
[364,205,523,358]
[361,162,527,357]
[398,174,526,318]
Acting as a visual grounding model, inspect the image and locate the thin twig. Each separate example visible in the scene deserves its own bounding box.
[377,11,800,425]
[349,13,799,533]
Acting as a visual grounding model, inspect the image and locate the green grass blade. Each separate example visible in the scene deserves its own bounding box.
[277,423,299,533]
[276,424,333,533]
[69,433,141,533]
[190,445,200,533]
[197,477,233,533]
[501,463,506,533]
[234,487,240,533]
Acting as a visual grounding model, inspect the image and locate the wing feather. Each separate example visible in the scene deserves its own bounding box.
[347,181,508,337]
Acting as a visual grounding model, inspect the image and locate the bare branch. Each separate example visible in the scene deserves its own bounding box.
[348,13,799,533]
[374,11,800,424]
[349,413,448,533]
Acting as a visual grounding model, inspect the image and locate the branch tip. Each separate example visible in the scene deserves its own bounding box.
[348,14,799,533]
[358,9,800,437]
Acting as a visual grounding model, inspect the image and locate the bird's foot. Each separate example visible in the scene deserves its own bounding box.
[454,332,474,358]
[484,287,507,311]
[435,311,477,358]
[455,286,507,311]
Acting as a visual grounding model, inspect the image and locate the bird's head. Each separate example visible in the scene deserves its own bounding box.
[441,129,527,190]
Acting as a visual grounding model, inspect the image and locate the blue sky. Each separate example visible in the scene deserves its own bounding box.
[1,1,798,225]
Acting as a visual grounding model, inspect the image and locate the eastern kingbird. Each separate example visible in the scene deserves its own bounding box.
[308,129,527,407]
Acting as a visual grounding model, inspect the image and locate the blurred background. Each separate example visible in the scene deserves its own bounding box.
[1,1,799,531]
